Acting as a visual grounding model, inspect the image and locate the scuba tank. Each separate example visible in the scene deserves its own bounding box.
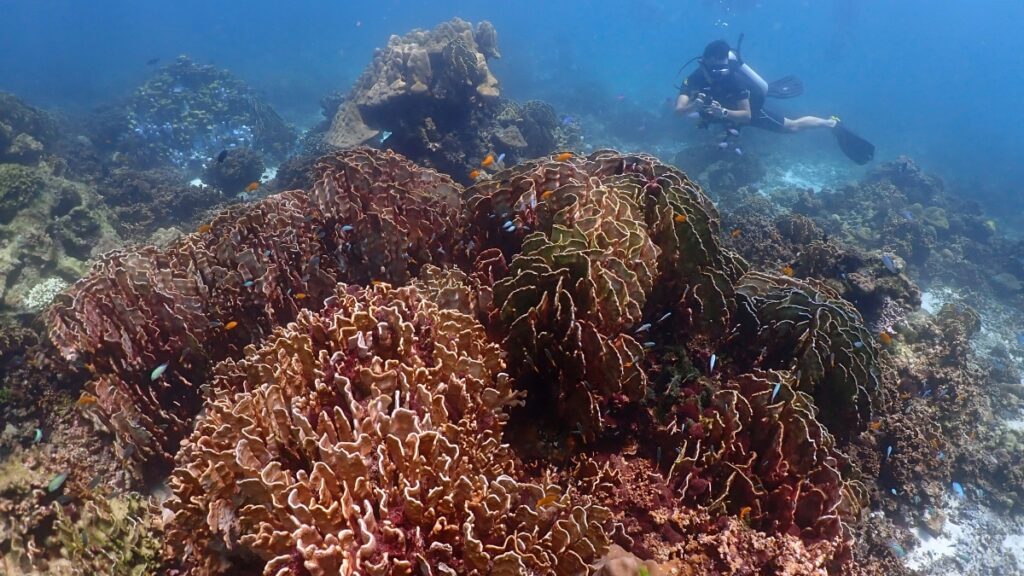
[727,49,769,96]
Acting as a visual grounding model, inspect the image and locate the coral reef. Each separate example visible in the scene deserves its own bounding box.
[94,166,224,239]
[0,163,122,316]
[201,146,265,195]
[105,55,296,170]
[0,92,57,165]
[165,278,614,574]
[45,149,462,471]
[325,18,500,149]
[324,19,574,182]
[673,143,767,202]
[35,148,915,574]
[50,492,165,575]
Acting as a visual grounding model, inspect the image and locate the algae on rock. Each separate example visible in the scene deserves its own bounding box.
[0,164,121,314]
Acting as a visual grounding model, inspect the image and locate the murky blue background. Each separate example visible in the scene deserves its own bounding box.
[2,0,1021,212]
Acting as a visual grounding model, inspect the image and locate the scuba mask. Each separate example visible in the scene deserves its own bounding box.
[702,60,732,77]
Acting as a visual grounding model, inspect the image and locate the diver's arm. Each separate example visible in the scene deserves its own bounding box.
[675,94,696,115]
[710,98,752,124]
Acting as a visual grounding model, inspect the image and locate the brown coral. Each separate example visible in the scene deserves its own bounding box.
[164,278,613,575]
[325,18,501,149]
[463,150,743,448]
[727,271,884,439]
[46,149,464,469]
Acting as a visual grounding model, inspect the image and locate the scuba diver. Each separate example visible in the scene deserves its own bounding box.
[675,38,874,164]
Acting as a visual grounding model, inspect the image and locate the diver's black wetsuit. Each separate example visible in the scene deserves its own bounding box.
[682,68,787,133]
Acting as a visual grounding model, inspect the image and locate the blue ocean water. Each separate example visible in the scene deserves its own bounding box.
[3,0,1022,205]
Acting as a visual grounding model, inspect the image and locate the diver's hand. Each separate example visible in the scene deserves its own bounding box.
[701,101,726,119]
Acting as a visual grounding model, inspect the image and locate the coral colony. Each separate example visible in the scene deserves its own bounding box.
[1,18,1023,576]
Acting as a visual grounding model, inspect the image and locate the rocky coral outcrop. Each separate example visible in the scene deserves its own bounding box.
[0,164,121,316]
[0,92,57,166]
[324,19,572,182]
[102,55,295,170]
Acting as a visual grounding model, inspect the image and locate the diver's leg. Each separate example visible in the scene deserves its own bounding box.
[783,115,839,132]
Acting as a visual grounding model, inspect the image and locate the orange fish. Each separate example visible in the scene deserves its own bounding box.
[554,152,574,162]
[197,223,212,234]
[738,506,752,522]
[781,265,794,277]
[76,392,99,409]
[481,154,495,167]
[879,331,893,346]
[469,169,482,179]
[224,321,239,331]
[541,190,554,201]
[294,293,307,300]
[674,213,687,223]
[731,228,742,238]
[623,361,634,368]
[537,494,558,508]
[868,421,882,431]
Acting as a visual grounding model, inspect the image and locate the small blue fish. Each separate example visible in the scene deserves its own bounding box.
[497,153,505,164]
[937,451,945,460]
[709,353,717,374]
[890,488,897,496]
[853,341,864,349]
[734,147,743,156]
[717,141,729,149]
[243,280,255,287]
[150,361,170,381]
[885,445,893,459]
[657,312,672,323]
[951,481,965,498]
[32,428,42,444]
[341,225,354,233]
[881,254,897,274]
[635,323,651,334]
[770,382,781,402]
[887,539,907,558]
[380,130,393,143]
[727,128,740,136]
[47,472,69,493]
[643,341,656,349]
[264,249,272,257]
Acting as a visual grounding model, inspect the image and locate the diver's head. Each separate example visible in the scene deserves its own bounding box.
[701,40,732,77]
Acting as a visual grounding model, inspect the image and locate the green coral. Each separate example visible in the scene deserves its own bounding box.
[728,271,883,439]
[52,493,165,575]
[0,163,44,221]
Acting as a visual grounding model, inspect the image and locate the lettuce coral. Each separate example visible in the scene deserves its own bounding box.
[46,149,463,470]
[164,277,613,575]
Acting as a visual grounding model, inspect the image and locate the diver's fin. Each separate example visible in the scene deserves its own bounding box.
[832,121,875,165]
[766,75,803,99]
